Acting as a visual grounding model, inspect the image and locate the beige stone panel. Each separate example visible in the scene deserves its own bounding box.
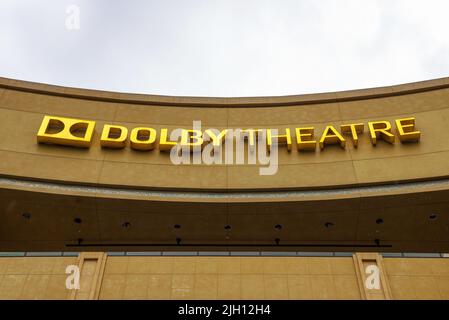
[406,276,441,300]
[333,276,361,300]
[267,147,351,167]
[331,258,357,275]
[264,275,289,299]
[240,257,264,275]
[194,274,218,300]
[173,257,197,274]
[5,258,32,274]
[101,143,173,166]
[306,258,332,275]
[241,274,265,299]
[309,275,337,299]
[388,276,416,299]
[339,98,400,121]
[262,258,289,275]
[217,257,241,274]
[45,275,70,300]
[20,274,50,299]
[0,150,102,184]
[52,257,78,275]
[430,260,449,276]
[195,257,219,274]
[148,257,175,274]
[383,259,433,276]
[339,89,449,121]
[0,274,27,299]
[228,103,341,126]
[397,89,449,112]
[123,274,149,300]
[99,274,126,299]
[126,257,152,274]
[0,108,106,161]
[436,277,449,299]
[97,209,227,242]
[0,89,117,121]
[0,259,10,275]
[27,258,57,275]
[104,257,129,275]
[147,274,172,299]
[287,275,312,299]
[0,196,100,242]
[171,274,195,299]
[114,103,228,126]
[217,274,241,300]
[98,161,227,189]
[227,161,357,189]
[353,151,449,185]
[287,258,308,275]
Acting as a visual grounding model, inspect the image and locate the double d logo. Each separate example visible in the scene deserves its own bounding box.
[37,115,96,148]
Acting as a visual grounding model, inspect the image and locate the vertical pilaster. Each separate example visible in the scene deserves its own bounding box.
[353,253,392,300]
[68,252,107,300]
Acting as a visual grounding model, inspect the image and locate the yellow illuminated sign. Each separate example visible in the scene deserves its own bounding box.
[37,115,95,148]
[36,115,421,151]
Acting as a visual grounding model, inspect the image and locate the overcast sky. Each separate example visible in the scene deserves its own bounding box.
[0,0,448,97]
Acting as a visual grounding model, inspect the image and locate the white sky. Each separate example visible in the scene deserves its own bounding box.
[1,0,449,97]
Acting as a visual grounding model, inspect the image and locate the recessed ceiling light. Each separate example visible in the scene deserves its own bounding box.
[22,212,31,220]
[324,222,335,229]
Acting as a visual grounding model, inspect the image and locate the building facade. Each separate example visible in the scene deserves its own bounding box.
[0,76,449,299]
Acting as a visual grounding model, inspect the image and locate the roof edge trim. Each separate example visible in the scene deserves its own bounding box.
[1,76,449,108]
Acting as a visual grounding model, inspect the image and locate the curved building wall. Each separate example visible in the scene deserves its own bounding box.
[0,77,448,253]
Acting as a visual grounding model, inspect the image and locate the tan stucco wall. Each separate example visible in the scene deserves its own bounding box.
[0,77,449,190]
[1,255,449,300]
[0,257,76,299]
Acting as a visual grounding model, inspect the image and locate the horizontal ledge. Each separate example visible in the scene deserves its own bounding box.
[65,243,392,248]
[1,175,449,202]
